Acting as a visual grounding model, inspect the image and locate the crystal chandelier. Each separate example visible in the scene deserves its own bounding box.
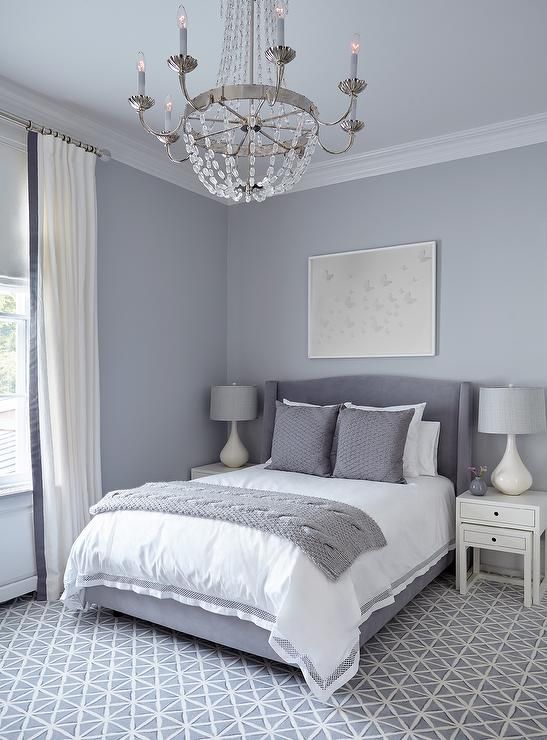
[129,0,367,203]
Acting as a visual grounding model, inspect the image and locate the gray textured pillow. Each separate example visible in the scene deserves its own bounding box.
[282,398,346,470]
[333,407,414,483]
[266,401,340,477]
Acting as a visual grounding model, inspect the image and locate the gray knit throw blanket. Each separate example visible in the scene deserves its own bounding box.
[90,481,387,581]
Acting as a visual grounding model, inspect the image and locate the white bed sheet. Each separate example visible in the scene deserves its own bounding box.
[62,465,455,700]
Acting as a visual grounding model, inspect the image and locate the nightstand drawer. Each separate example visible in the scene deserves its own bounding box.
[462,526,528,551]
[460,501,535,528]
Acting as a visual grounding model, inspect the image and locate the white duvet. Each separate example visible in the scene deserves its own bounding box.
[62,465,455,700]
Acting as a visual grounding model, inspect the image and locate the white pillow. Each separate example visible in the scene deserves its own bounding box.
[283,399,343,408]
[344,401,426,478]
[417,421,440,476]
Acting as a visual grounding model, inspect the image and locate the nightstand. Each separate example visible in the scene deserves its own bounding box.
[456,489,547,607]
[190,462,255,480]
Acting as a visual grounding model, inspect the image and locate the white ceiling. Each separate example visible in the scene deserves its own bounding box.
[1,0,546,193]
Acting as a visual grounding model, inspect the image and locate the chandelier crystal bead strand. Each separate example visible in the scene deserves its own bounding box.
[128,0,367,203]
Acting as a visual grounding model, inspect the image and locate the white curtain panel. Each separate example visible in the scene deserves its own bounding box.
[37,136,102,599]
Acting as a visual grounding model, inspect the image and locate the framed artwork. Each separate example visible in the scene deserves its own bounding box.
[308,241,436,358]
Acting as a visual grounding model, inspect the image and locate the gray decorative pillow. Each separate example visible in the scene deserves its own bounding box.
[282,398,346,470]
[333,407,414,483]
[267,401,340,477]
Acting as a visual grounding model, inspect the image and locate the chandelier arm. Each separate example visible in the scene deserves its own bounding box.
[138,110,186,139]
[194,124,242,143]
[257,64,284,116]
[310,96,354,127]
[317,131,355,156]
[218,101,248,124]
[166,143,190,164]
[188,116,240,125]
[179,74,213,113]
[254,97,266,118]
[265,118,320,139]
[258,129,293,153]
[233,130,249,157]
[260,124,316,133]
[260,109,300,124]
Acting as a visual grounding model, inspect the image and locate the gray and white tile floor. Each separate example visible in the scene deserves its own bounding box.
[0,574,546,739]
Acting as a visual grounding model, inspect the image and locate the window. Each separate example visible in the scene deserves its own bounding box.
[0,276,30,488]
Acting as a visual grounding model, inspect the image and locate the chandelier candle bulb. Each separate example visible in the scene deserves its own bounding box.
[275,1,287,46]
[178,4,188,55]
[137,52,146,95]
[350,33,360,78]
[164,95,173,130]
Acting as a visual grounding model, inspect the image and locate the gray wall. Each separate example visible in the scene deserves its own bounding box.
[96,160,227,492]
[227,143,547,490]
[95,145,547,497]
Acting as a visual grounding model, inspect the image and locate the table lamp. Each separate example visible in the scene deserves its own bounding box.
[478,386,546,495]
[210,384,257,468]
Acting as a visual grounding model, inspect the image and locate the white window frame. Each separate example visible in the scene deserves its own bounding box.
[0,275,31,490]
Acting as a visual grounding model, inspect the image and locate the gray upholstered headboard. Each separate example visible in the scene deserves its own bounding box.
[260,374,473,494]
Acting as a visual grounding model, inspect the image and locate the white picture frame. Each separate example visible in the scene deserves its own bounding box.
[308,241,437,358]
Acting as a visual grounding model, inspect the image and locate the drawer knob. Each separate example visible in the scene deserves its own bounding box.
[494,511,499,516]
[492,537,497,542]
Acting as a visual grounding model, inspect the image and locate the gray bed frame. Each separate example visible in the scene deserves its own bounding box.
[85,374,472,665]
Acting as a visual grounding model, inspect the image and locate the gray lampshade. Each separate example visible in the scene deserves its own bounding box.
[210,384,257,422]
[478,386,546,435]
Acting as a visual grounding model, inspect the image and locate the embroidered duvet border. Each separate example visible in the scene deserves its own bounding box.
[75,540,454,696]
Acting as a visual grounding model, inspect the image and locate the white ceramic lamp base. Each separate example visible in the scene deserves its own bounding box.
[491,434,533,496]
[219,420,249,468]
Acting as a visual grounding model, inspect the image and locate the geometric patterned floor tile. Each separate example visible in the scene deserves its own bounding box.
[1,574,546,739]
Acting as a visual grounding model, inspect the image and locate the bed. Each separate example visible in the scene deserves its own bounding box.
[63,374,472,699]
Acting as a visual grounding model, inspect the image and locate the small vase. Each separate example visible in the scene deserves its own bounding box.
[470,477,487,496]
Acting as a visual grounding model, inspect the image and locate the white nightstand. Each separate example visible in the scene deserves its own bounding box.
[456,489,547,607]
[190,462,255,480]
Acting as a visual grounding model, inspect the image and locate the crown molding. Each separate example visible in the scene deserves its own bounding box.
[0,112,26,152]
[0,130,26,154]
[0,75,209,199]
[1,76,546,202]
[296,112,547,193]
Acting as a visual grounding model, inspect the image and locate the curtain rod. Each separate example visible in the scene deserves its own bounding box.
[0,108,111,160]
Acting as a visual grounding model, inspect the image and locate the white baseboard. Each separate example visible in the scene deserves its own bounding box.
[0,576,36,603]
